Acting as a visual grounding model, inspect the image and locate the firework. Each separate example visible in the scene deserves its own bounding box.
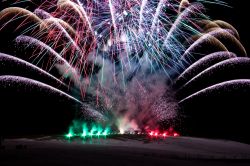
[0,0,248,136]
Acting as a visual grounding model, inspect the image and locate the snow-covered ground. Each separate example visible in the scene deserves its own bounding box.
[1,136,250,166]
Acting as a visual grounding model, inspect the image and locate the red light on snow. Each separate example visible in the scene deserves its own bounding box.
[148,128,180,138]
[173,132,179,137]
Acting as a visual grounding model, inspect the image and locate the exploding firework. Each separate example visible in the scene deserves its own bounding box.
[0,0,248,137]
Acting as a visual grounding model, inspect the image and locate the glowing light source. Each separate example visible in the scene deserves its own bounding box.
[65,120,111,139]
[65,127,74,139]
[147,128,180,138]
[119,129,125,135]
[81,132,87,137]
[97,131,101,136]
[89,125,97,137]
[81,123,88,138]
[173,132,179,137]
[102,127,110,136]
[66,133,73,138]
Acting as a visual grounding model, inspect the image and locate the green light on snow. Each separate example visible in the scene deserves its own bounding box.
[95,124,103,137]
[81,123,88,137]
[89,125,97,136]
[66,133,73,138]
[65,120,111,139]
[102,127,110,136]
[81,131,87,137]
[65,127,74,139]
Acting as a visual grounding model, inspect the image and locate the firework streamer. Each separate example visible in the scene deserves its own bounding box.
[0,0,248,136]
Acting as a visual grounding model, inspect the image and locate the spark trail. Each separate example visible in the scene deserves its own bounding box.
[0,0,247,134]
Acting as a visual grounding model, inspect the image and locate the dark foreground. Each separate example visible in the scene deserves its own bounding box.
[1,136,250,166]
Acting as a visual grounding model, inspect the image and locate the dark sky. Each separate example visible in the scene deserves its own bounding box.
[204,0,249,54]
[0,0,249,141]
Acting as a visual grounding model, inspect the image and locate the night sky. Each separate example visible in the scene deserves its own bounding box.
[205,0,249,54]
[0,0,249,143]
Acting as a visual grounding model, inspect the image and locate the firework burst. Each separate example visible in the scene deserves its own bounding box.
[0,0,247,135]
